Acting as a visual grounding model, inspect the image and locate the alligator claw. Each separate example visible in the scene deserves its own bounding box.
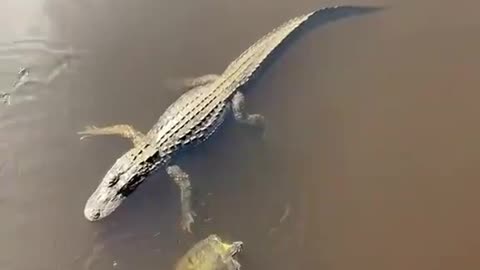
[78,126,96,140]
[181,211,196,233]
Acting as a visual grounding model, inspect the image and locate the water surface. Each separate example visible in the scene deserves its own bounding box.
[1,0,480,269]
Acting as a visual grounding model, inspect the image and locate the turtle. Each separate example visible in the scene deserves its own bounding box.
[175,234,244,270]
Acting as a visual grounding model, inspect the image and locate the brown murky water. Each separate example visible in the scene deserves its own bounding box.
[1,0,480,269]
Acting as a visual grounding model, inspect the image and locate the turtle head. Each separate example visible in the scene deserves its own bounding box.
[229,241,244,256]
[205,234,244,257]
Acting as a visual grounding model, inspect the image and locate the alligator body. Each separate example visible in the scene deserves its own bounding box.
[79,5,380,232]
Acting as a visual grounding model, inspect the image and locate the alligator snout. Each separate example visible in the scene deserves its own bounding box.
[84,207,101,221]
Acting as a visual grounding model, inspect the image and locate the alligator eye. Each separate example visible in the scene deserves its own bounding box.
[108,175,120,187]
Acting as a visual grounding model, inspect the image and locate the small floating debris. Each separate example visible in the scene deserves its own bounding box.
[203,217,212,223]
[0,56,76,106]
[267,202,292,236]
[267,227,278,236]
[0,92,10,105]
[0,37,88,58]
[0,37,67,46]
[279,203,291,224]
[0,37,88,107]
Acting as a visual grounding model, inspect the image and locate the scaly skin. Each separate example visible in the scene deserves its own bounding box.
[175,234,243,270]
[78,5,381,232]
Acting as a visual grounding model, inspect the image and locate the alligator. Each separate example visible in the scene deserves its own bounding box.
[78,5,380,232]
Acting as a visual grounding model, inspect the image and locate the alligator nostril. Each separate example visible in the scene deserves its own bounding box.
[93,212,100,220]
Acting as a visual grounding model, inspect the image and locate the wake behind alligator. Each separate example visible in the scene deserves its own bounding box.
[78,5,382,232]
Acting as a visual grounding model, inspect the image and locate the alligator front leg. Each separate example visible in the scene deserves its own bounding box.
[78,124,146,148]
[232,91,266,136]
[166,165,196,233]
[0,92,10,105]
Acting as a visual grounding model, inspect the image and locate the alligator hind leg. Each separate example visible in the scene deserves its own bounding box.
[78,124,146,148]
[166,165,196,233]
[165,74,220,92]
[181,74,220,89]
[232,91,266,137]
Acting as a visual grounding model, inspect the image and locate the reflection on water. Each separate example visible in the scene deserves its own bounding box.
[0,39,86,106]
[2,0,480,270]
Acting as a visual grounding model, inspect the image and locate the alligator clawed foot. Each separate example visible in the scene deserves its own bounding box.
[251,114,267,140]
[166,164,196,234]
[77,125,146,148]
[78,125,99,140]
[245,114,267,140]
[232,92,267,139]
